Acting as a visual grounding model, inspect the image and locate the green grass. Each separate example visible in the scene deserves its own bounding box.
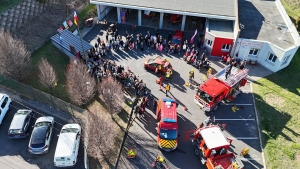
[253,50,300,168]
[281,0,300,33]
[26,41,70,102]
[0,0,23,13]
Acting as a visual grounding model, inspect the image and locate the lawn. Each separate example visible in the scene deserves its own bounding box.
[26,41,70,102]
[281,0,300,33]
[0,0,23,13]
[253,49,300,168]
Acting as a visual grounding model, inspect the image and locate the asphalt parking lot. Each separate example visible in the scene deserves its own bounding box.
[83,24,265,169]
[0,100,84,169]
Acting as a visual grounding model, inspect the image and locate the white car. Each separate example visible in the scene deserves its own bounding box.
[28,116,55,154]
[0,93,12,125]
[54,124,81,167]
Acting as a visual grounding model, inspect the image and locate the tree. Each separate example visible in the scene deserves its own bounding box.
[98,77,125,115]
[87,106,117,157]
[38,57,58,93]
[66,59,96,105]
[0,31,31,80]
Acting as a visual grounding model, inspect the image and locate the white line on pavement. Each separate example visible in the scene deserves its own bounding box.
[240,158,262,161]
[228,137,259,140]
[221,103,253,106]
[215,119,255,121]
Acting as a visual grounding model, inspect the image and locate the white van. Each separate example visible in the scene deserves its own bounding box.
[53,124,81,167]
[0,93,12,125]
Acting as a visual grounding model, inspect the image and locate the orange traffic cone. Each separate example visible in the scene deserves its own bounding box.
[184,106,187,111]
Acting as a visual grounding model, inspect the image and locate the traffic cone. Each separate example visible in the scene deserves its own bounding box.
[185,82,189,86]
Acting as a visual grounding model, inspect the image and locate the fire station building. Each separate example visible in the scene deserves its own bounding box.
[90,0,300,72]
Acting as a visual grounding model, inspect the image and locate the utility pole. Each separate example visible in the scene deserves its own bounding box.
[114,98,138,169]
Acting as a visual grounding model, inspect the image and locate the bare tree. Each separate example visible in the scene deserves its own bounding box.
[0,31,31,80]
[98,77,125,115]
[87,106,117,157]
[66,59,96,105]
[38,58,58,93]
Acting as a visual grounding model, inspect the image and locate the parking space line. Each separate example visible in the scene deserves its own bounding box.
[215,119,255,121]
[228,137,259,140]
[221,103,253,106]
[240,158,262,161]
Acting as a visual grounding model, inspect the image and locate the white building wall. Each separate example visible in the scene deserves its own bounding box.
[204,32,215,55]
[97,5,112,20]
[233,38,293,72]
[279,45,299,69]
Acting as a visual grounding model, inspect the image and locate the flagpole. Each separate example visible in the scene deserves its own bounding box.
[77,25,87,61]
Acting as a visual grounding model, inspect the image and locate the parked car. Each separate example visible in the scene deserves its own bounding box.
[28,116,55,154]
[8,109,33,139]
[0,93,12,125]
[171,30,184,46]
[144,57,172,74]
[54,124,81,167]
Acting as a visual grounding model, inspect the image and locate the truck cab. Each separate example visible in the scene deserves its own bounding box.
[192,125,244,169]
[156,98,178,152]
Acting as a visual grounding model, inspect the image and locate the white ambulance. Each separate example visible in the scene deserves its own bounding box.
[53,124,81,167]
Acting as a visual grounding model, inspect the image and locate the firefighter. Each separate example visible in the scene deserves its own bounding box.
[189,69,194,81]
[157,64,162,74]
[165,68,172,79]
[165,83,170,97]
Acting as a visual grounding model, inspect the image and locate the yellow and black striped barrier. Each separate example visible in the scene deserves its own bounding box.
[159,139,176,149]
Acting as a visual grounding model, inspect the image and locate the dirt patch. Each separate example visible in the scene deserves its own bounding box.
[295,153,300,163]
[265,93,285,108]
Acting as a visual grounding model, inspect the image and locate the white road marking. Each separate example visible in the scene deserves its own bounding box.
[215,119,255,121]
[221,103,253,106]
[240,158,262,161]
[228,137,259,140]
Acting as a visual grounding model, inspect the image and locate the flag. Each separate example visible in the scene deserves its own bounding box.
[73,10,78,26]
[190,29,198,44]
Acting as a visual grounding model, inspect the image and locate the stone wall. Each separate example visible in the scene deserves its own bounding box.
[0,0,46,32]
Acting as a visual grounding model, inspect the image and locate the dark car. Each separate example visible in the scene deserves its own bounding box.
[28,116,54,154]
[8,109,33,139]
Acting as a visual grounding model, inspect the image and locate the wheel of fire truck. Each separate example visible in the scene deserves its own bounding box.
[194,147,200,156]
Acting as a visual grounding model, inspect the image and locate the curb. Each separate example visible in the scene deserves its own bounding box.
[250,82,267,169]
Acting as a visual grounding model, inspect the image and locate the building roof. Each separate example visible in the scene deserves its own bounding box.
[209,20,234,38]
[200,126,230,149]
[91,0,236,19]
[51,30,93,54]
[238,0,295,49]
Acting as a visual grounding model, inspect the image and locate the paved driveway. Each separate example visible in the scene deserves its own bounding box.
[97,51,263,169]
[0,100,84,169]
[83,24,265,169]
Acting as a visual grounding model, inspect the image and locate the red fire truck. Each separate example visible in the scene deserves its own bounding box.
[186,125,244,169]
[156,98,178,152]
[194,65,248,112]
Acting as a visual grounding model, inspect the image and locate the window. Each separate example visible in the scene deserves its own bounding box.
[249,48,259,56]
[267,53,277,63]
[281,55,291,66]
[1,97,8,109]
[221,44,231,51]
[206,39,213,47]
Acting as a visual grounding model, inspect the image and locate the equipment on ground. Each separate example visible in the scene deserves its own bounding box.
[186,125,244,169]
[194,65,248,112]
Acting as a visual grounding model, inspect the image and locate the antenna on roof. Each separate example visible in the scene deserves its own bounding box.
[278,24,288,41]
